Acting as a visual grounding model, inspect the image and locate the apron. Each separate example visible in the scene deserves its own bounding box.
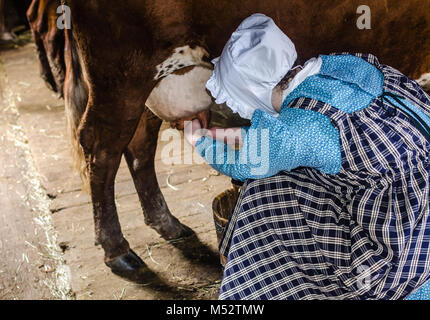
[218,53,430,300]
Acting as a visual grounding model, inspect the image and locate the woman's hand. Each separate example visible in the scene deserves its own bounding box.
[184,119,208,146]
[184,119,244,149]
[170,110,210,131]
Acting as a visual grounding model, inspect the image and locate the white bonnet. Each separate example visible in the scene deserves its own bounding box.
[206,13,297,119]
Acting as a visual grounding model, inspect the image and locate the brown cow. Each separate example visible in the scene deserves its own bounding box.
[28,0,430,279]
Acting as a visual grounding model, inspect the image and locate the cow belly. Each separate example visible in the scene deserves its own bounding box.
[146,66,214,121]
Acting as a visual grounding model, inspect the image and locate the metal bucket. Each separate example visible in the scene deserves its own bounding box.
[212,183,241,267]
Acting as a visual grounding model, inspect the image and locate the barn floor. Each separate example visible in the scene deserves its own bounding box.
[0,37,232,300]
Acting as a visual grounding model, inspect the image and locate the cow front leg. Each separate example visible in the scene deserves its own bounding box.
[79,111,147,278]
[0,0,13,41]
[124,108,194,239]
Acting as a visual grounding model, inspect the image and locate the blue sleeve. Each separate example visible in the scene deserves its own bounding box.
[195,108,342,182]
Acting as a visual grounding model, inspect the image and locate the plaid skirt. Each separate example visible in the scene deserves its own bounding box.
[219,54,430,300]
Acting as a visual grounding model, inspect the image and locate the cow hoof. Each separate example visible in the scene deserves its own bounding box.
[105,249,148,282]
[0,32,14,42]
[160,222,194,241]
[149,214,194,240]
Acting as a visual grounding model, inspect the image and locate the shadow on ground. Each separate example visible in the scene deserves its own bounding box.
[111,233,224,299]
[170,234,223,271]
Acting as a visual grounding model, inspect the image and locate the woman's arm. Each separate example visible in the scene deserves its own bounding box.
[186,109,342,182]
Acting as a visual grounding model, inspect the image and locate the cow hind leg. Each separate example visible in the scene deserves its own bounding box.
[78,104,150,280]
[124,107,194,240]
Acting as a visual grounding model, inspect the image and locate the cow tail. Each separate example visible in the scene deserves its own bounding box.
[63,25,90,192]
[27,0,65,95]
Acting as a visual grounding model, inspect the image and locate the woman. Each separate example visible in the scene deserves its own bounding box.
[185,14,430,299]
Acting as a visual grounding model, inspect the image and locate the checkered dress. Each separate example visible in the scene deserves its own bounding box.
[219,53,430,300]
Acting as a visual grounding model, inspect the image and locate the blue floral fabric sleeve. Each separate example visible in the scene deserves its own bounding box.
[195,108,342,182]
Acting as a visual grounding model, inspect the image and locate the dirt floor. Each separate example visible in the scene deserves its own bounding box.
[0,34,232,300]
